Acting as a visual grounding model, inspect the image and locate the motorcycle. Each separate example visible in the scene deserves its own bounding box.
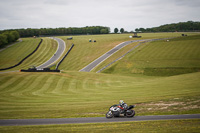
[106,104,136,118]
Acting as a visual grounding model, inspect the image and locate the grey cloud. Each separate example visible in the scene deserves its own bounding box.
[44,0,69,5]
[174,0,200,7]
[0,0,199,31]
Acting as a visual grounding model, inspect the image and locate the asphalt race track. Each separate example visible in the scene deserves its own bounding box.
[0,114,199,126]
[79,39,148,72]
[80,38,175,72]
[36,37,66,69]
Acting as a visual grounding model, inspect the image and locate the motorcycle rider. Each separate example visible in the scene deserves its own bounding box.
[106,100,135,118]
[119,100,128,111]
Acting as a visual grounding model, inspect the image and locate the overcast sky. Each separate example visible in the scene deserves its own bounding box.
[0,0,200,32]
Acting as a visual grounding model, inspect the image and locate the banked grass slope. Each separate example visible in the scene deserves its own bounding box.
[0,69,199,119]
[0,37,58,71]
[58,32,197,71]
[103,35,200,76]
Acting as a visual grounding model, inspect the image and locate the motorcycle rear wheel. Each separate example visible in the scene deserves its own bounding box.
[106,111,113,118]
[126,110,135,117]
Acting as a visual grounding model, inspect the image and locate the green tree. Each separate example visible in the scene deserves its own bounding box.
[100,29,109,34]
[135,28,139,32]
[138,28,145,32]
[3,32,15,43]
[114,28,118,33]
[10,31,20,40]
[0,34,8,47]
[120,28,124,33]
[135,21,200,32]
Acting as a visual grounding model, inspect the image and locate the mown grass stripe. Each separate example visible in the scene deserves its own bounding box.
[32,75,56,96]
[0,75,26,92]
[51,76,67,94]
[28,74,50,99]
[67,79,80,94]
[23,75,46,95]
[46,75,60,94]
[31,38,51,65]
[19,38,49,69]
[10,75,39,97]
[3,75,33,95]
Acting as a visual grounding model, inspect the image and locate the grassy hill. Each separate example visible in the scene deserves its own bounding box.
[0,37,58,71]
[0,70,199,119]
[0,38,41,69]
[57,32,199,72]
[57,32,193,71]
[103,35,200,76]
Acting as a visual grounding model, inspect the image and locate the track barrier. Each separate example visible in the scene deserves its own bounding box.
[56,44,74,70]
[0,39,43,71]
[20,68,60,72]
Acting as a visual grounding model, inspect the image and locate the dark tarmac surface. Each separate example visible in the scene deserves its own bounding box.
[0,114,199,126]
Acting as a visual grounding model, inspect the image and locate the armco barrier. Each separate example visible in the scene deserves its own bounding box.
[20,68,60,72]
[56,43,74,70]
[0,39,43,71]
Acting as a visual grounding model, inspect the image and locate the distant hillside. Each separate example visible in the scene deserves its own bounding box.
[135,21,200,32]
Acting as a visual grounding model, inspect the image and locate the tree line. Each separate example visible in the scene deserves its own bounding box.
[0,31,20,48]
[1,26,110,38]
[135,21,200,32]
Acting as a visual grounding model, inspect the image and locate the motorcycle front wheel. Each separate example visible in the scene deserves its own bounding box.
[106,111,113,118]
[126,110,135,118]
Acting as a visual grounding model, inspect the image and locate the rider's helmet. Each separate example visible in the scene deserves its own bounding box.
[119,100,124,105]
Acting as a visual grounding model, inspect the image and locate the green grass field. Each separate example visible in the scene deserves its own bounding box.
[102,35,200,76]
[0,37,58,71]
[0,38,41,69]
[0,70,199,119]
[58,32,198,71]
[0,33,200,132]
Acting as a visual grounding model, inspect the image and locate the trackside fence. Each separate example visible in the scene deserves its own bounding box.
[56,44,74,70]
[0,39,43,71]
